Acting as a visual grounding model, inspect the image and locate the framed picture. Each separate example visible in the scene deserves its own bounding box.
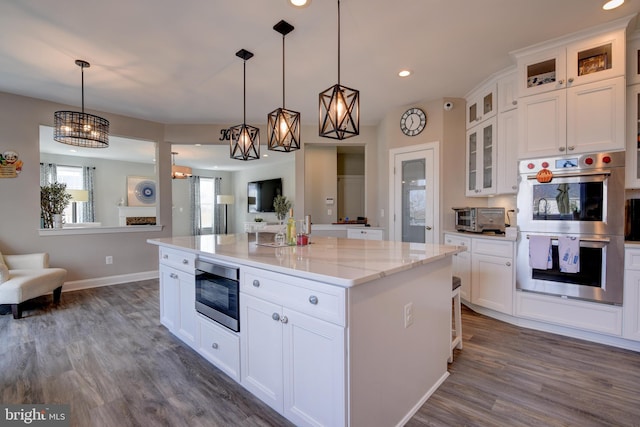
[127,176,156,206]
[578,53,607,76]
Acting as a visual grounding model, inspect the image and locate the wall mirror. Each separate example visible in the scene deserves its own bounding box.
[39,125,157,229]
[170,143,295,236]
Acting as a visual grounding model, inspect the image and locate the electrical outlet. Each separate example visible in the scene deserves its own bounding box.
[105,256,113,265]
[404,302,414,328]
[327,208,332,215]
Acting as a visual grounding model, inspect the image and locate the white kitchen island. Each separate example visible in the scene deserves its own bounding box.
[148,233,463,427]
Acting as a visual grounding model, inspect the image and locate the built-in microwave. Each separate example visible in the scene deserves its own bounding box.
[195,259,240,332]
[452,207,505,233]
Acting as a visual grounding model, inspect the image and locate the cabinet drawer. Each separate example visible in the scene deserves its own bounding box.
[197,315,240,381]
[241,267,346,326]
[625,248,640,270]
[472,238,514,258]
[444,233,472,249]
[159,247,196,273]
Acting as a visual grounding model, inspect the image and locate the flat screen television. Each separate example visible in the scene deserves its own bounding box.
[247,178,282,213]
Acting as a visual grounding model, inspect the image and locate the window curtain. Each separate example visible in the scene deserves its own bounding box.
[83,166,96,222]
[39,163,57,185]
[189,175,202,235]
[213,177,223,234]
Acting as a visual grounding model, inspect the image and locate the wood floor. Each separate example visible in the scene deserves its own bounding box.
[1,280,639,427]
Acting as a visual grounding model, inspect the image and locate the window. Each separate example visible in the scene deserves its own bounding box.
[55,165,84,224]
[199,177,215,234]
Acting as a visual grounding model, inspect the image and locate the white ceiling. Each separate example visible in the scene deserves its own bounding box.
[6,1,640,169]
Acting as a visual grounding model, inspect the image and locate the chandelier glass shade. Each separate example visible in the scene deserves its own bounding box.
[319,0,359,140]
[230,49,260,161]
[54,60,109,148]
[268,20,300,152]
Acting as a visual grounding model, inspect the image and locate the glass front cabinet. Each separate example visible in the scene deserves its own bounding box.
[466,117,496,196]
[466,82,497,129]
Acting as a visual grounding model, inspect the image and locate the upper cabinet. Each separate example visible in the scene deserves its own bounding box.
[466,82,497,129]
[514,19,630,158]
[626,83,640,189]
[516,27,626,97]
[627,31,640,86]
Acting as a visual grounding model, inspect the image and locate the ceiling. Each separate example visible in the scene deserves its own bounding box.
[5,1,640,169]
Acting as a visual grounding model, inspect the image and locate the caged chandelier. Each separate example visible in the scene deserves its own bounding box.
[230,49,260,161]
[319,0,359,140]
[54,60,110,148]
[268,20,300,152]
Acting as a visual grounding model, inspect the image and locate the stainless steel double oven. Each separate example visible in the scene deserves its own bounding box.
[516,152,625,305]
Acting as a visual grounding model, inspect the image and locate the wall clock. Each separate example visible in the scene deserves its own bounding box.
[400,108,427,136]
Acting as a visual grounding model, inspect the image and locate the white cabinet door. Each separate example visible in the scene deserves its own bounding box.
[566,76,625,154]
[496,109,519,194]
[471,253,514,315]
[240,293,284,413]
[159,264,181,332]
[466,117,497,196]
[466,83,497,129]
[197,316,240,381]
[518,89,567,158]
[497,69,518,113]
[626,84,640,189]
[177,272,197,347]
[283,308,345,427]
[623,270,640,341]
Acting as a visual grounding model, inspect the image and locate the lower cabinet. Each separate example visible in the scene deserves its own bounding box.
[159,263,197,347]
[197,315,240,381]
[240,268,346,427]
[444,232,515,315]
[347,228,384,240]
[623,248,640,341]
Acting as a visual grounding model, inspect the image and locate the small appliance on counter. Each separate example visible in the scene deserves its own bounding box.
[626,199,640,241]
[452,207,506,234]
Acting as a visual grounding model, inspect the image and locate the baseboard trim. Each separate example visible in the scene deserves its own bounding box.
[62,270,159,293]
[395,371,450,427]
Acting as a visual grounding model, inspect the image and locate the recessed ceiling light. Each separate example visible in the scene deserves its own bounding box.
[603,0,623,10]
[290,0,311,7]
[398,70,411,78]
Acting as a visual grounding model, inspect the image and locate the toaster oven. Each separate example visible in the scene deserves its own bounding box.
[452,207,505,233]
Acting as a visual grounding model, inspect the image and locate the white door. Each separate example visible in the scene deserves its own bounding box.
[389,142,439,243]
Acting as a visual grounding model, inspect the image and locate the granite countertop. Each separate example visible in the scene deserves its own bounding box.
[148,234,463,288]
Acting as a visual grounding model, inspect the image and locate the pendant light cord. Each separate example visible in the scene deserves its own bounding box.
[282,34,286,108]
[80,64,85,114]
[337,0,341,86]
[243,59,246,124]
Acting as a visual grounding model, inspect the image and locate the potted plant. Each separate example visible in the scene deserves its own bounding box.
[40,182,73,228]
[273,194,292,222]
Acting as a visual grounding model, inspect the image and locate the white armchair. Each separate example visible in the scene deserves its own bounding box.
[0,252,66,319]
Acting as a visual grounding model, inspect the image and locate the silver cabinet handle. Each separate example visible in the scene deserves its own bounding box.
[170,273,178,279]
[568,77,574,83]
[253,279,260,287]
[162,254,168,259]
[567,146,575,151]
[512,100,517,105]
[182,259,189,264]
[280,316,288,324]
[446,239,452,244]
[211,342,218,349]
[506,261,512,267]
[272,313,280,321]
[559,146,566,152]
[512,185,518,190]
[558,79,564,85]
[425,226,432,230]
[309,296,318,305]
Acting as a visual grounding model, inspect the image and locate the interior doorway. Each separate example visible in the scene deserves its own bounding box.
[389,142,440,243]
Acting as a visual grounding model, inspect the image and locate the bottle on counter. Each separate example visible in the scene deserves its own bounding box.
[286,208,296,246]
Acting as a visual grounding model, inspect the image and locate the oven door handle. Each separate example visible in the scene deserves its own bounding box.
[525,234,610,248]
[525,170,611,180]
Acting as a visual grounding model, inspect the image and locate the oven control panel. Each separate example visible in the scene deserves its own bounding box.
[519,151,624,174]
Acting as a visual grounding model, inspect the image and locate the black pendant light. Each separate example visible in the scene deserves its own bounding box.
[54,59,110,148]
[268,20,301,152]
[319,0,359,140]
[230,49,260,161]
